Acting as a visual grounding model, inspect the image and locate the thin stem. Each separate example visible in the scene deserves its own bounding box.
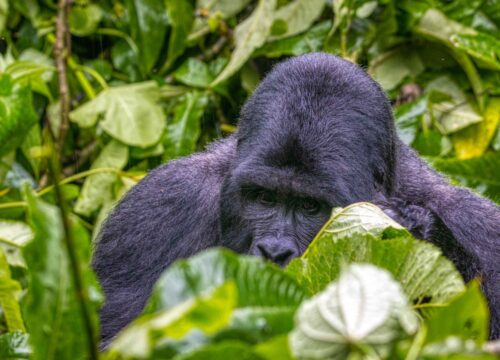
[47,138,99,360]
[0,201,27,210]
[53,1,99,357]
[54,0,71,156]
[37,167,122,197]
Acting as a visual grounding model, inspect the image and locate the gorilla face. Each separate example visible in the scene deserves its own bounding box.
[238,181,331,266]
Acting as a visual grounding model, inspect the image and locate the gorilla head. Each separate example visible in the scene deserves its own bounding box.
[219,54,396,265]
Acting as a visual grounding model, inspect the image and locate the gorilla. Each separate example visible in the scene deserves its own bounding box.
[92,53,499,344]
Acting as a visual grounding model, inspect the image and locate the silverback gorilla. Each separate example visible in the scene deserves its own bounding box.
[93,53,499,344]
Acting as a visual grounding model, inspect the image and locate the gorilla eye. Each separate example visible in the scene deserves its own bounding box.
[257,190,277,206]
[301,199,321,215]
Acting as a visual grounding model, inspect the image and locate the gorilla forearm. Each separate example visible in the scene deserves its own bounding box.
[393,141,500,338]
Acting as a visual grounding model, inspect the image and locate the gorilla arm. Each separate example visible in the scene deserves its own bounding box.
[92,137,235,345]
[394,139,500,339]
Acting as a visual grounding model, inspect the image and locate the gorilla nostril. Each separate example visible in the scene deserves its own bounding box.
[255,243,296,266]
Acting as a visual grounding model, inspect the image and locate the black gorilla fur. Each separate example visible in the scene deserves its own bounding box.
[93,53,500,344]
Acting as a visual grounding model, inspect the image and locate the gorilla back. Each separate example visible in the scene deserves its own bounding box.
[93,53,500,344]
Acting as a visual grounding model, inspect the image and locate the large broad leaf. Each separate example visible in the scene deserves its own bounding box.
[289,264,418,359]
[286,203,465,308]
[425,282,489,345]
[211,0,277,86]
[109,249,306,358]
[269,0,325,40]
[69,81,165,147]
[0,248,25,332]
[164,0,194,71]
[0,220,33,267]
[0,74,37,157]
[162,91,209,161]
[109,282,237,359]
[74,140,129,217]
[125,0,168,75]
[22,185,102,360]
[452,98,500,159]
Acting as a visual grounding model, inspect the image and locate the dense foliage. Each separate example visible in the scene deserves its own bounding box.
[0,0,500,359]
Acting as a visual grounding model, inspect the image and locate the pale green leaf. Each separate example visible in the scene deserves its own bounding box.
[211,0,277,86]
[370,49,424,91]
[70,82,165,147]
[0,220,32,268]
[74,140,129,216]
[290,264,418,359]
[269,0,325,40]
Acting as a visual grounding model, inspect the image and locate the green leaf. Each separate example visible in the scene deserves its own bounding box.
[415,8,476,44]
[69,4,103,36]
[451,33,500,70]
[211,0,277,86]
[286,203,465,307]
[0,332,31,359]
[172,341,262,360]
[163,91,209,161]
[370,49,424,91]
[269,0,325,41]
[74,140,129,217]
[70,81,165,147]
[147,249,305,347]
[0,248,25,332]
[425,282,489,344]
[110,249,306,358]
[256,20,331,58]
[109,282,237,359]
[22,185,101,360]
[289,264,418,359]
[426,76,482,134]
[0,74,37,157]
[394,94,430,145]
[125,0,168,74]
[189,0,252,39]
[431,152,500,186]
[0,220,33,268]
[0,0,7,33]
[452,98,500,159]
[173,58,215,88]
[164,0,194,70]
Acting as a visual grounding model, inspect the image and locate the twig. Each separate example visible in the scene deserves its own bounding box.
[54,0,71,156]
[53,1,99,358]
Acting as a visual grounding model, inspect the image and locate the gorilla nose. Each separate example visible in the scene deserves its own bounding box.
[252,239,298,266]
